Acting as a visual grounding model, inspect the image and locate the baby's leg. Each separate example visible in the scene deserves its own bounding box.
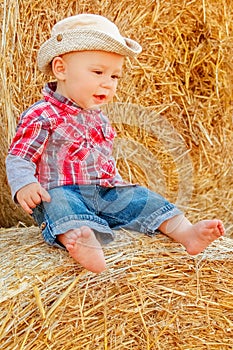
[159,215,224,255]
[57,226,106,273]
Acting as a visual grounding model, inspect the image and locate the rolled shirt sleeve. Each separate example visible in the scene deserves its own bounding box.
[5,155,38,201]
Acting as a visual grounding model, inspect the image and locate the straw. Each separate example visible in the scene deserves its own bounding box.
[0,226,233,349]
[1,0,233,231]
[0,1,233,349]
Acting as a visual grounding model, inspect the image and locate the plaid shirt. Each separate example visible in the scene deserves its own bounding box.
[8,82,126,190]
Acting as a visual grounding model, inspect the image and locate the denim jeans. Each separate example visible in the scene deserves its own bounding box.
[32,184,182,247]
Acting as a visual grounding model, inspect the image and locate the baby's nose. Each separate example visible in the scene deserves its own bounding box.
[100,77,115,89]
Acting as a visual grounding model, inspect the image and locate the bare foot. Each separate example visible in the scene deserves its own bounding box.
[173,219,224,255]
[57,226,106,273]
[160,216,225,255]
[183,219,224,255]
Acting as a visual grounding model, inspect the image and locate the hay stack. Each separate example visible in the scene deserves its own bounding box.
[1,226,233,349]
[1,0,233,230]
[1,1,233,349]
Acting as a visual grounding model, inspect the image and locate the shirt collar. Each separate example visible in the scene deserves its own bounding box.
[42,82,102,116]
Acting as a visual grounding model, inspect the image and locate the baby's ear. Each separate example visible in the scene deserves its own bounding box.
[52,57,66,80]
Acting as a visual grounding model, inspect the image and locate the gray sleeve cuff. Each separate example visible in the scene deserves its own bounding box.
[5,154,38,201]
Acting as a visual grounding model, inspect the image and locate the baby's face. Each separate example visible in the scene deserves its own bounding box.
[54,50,124,109]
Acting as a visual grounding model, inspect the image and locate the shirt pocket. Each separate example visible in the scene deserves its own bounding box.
[52,123,90,162]
[89,124,115,148]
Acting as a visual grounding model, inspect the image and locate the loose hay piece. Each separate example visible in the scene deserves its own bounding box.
[0,226,233,349]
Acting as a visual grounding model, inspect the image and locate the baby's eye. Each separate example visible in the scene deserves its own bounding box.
[111,75,120,80]
[93,70,103,75]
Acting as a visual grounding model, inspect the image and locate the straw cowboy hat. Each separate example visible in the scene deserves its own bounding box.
[37,13,142,75]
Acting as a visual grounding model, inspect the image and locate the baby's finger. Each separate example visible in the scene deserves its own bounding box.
[30,192,42,205]
[40,187,51,203]
[20,200,33,214]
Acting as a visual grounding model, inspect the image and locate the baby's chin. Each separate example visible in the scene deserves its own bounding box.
[80,95,112,110]
[88,101,110,110]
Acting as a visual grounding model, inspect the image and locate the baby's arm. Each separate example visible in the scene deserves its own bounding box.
[16,182,51,214]
[6,154,50,214]
[6,110,52,214]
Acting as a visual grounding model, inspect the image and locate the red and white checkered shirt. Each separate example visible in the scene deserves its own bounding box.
[8,82,126,190]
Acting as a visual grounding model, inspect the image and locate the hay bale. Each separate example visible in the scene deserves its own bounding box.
[0,118,34,227]
[1,0,233,231]
[1,2,233,347]
[0,226,233,349]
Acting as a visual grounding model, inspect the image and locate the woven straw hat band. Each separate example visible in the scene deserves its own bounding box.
[37,14,142,76]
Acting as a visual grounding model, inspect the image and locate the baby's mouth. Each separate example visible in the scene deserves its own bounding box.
[93,94,106,102]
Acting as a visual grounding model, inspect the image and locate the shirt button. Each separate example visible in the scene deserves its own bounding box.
[56,34,63,42]
[40,222,47,230]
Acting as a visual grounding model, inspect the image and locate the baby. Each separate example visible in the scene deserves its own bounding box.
[6,14,224,273]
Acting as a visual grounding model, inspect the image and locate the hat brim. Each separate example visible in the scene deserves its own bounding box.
[37,29,142,75]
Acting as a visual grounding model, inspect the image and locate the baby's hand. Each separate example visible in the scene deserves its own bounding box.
[16,183,51,214]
